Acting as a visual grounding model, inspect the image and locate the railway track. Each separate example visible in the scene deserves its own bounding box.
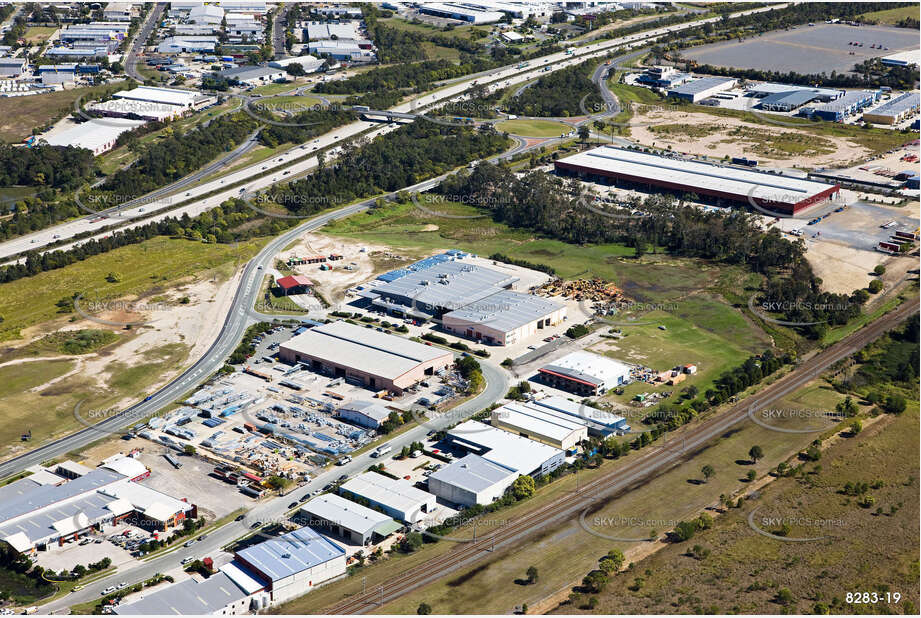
[323,299,918,614]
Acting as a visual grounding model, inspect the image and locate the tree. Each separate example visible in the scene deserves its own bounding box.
[775,588,794,605]
[183,444,196,455]
[849,419,862,435]
[417,603,432,615]
[526,565,538,584]
[672,520,698,542]
[578,126,590,141]
[511,475,535,500]
[701,464,715,483]
[868,279,883,293]
[605,549,624,571]
[748,445,764,463]
[746,469,756,481]
[873,265,885,275]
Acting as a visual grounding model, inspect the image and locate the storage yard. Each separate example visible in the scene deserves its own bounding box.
[682,22,920,74]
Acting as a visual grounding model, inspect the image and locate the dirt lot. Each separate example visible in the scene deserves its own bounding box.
[276,233,412,306]
[630,109,869,168]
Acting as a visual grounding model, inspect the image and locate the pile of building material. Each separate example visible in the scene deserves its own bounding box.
[536,278,624,313]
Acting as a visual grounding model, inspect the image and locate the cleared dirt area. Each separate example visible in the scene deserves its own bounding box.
[276,232,414,305]
[0,267,244,460]
[630,109,869,167]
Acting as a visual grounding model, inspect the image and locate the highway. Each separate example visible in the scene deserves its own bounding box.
[322,299,919,614]
[0,0,785,264]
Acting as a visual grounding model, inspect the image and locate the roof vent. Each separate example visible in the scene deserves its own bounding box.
[281,553,291,559]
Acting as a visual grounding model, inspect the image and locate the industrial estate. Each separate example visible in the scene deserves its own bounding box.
[0,1,918,617]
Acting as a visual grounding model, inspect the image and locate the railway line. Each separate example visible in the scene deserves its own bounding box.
[323,299,918,614]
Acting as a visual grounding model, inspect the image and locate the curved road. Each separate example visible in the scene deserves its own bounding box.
[0,1,784,264]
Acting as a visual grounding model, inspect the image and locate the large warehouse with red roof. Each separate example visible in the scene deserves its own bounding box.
[555,146,840,215]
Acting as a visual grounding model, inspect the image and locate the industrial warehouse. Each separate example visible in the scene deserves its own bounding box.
[0,456,195,555]
[554,145,841,215]
[863,92,921,125]
[538,350,632,396]
[339,471,437,524]
[362,251,566,345]
[446,421,566,477]
[277,321,453,394]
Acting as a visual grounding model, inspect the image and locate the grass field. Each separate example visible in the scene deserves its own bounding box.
[552,408,919,614]
[0,340,189,459]
[595,292,771,405]
[0,82,132,142]
[0,236,264,341]
[859,5,919,24]
[24,26,57,44]
[250,80,304,96]
[496,118,571,137]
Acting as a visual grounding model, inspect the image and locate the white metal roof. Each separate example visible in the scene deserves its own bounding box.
[219,561,266,595]
[300,493,393,536]
[448,421,564,475]
[531,395,628,429]
[428,454,517,493]
[443,289,562,333]
[44,118,145,153]
[556,146,837,207]
[280,321,452,381]
[340,472,434,516]
[101,454,148,479]
[113,86,200,107]
[492,401,587,443]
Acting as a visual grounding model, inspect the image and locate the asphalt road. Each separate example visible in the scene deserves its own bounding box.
[271,4,289,59]
[124,3,164,83]
[0,1,784,264]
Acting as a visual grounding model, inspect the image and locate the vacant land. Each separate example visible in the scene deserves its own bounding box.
[551,407,919,615]
[23,25,56,44]
[859,5,919,25]
[0,236,264,341]
[629,108,905,166]
[0,82,131,142]
[496,118,571,137]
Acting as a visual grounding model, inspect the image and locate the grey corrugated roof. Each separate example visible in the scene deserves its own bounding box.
[428,454,517,493]
[759,90,819,108]
[868,92,920,117]
[299,493,393,537]
[236,526,345,582]
[114,572,249,615]
[556,146,837,205]
[280,321,452,380]
[373,261,518,315]
[813,90,877,113]
[0,468,123,525]
[339,400,391,422]
[669,76,735,95]
[219,65,281,81]
[443,289,562,333]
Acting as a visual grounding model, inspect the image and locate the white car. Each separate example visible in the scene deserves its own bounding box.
[102,586,117,595]
[116,582,128,590]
